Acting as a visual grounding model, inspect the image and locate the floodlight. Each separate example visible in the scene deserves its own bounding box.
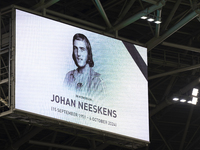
[192,97,198,105]
[141,16,148,19]
[192,88,198,96]
[173,97,179,101]
[154,20,162,24]
[180,99,186,102]
[140,12,162,24]
[147,17,154,22]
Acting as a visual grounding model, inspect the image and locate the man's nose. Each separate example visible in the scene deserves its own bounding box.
[77,49,81,56]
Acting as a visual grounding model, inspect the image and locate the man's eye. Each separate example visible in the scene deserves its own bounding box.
[80,47,85,51]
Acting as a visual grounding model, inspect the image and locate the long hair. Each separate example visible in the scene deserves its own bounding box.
[72,33,94,67]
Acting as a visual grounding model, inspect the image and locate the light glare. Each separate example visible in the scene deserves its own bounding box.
[141,16,147,19]
[192,88,198,96]
[173,97,179,101]
[192,97,198,105]
[147,18,154,22]
[154,20,162,24]
[180,99,186,102]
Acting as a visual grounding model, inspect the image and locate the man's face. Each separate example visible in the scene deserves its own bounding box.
[73,39,88,68]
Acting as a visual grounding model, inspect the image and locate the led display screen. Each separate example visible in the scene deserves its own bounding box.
[15,9,149,142]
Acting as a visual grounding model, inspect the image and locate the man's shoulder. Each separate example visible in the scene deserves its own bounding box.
[90,69,103,83]
[93,71,101,77]
[64,69,76,83]
[90,69,100,78]
[66,69,75,76]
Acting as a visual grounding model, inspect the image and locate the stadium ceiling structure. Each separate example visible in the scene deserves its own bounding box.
[1,0,200,150]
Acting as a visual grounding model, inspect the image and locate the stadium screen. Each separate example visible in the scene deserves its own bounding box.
[15,9,149,142]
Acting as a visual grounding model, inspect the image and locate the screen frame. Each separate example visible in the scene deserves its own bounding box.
[13,6,149,144]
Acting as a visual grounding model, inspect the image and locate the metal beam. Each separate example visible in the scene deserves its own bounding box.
[31,0,45,10]
[0,109,12,117]
[179,106,194,150]
[142,0,157,5]
[0,97,8,106]
[161,76,176,101]
[48,131,57,150]
[114,0,136,25]
[162,0,182,32]
[147,9,200,51]
[149,89,158,104]
[174,9,191,25]
[150,77,200,116]
[149,63,200,80]
[8,17,11,108]
[63,6,94,23]
[0,55,8,73]
[25,131,55,150]
[185,122,200,149]
[150,99,173,117]
[92,139,96,149]
[171,8,191,24]
[46,9,106,30]
[95,143,110,150]
[0,78,8,84]
[162,42,200,53]
[88,139,96,150]
[178,28,200,44]
[0,10,1,49]
[2,123,13,144]
[0,48,8,55]
[185,135,200,150]
[139,0,155,35]
[109,0,166,31]
[7,127,43,150]
[11,121,21,138]
[89,0,124,17]
[94,0,112,28]
[150,76,171,90]
[29,140,88,150]
[167,115,200,148]
[33,0,60,11]
[149,103,156,107]
[150,118,171,150]
[155,9,162,37]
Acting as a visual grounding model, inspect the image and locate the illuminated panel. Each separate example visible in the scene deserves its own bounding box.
[15,9,149,142]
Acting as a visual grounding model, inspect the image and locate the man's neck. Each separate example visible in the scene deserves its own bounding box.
[78,64,90,75]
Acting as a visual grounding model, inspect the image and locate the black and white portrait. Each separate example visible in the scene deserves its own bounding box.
[63,33,106,100]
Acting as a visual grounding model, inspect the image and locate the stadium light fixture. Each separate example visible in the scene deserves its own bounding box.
[154,20,162,24]
[141,16,148,19]
[173,88,199,105]
[180,99,186,103]
[173,97,179,101]
[191,88,199,105]
[141,14,161,24]
[192,88,198,96]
